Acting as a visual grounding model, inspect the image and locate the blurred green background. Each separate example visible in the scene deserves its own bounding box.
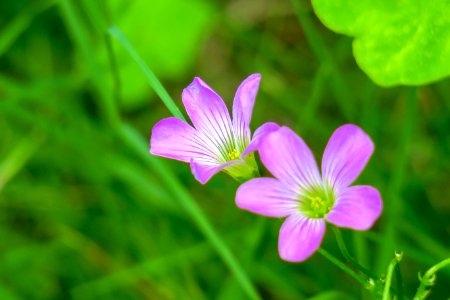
[0,0,449,299]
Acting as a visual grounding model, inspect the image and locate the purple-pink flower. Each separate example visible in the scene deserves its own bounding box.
[150,74,278,184]
[236,124,383,262]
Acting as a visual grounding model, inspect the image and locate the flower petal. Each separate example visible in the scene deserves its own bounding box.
[242,122,280,157]
[259,126,321,191]
[326,185,382,230]
[278,215,325,262]
[322,124,374,191]
[190,160,233,184]
[235,177,298,217]
[150,117,217,163]
[232,74,261,150]
[182,77,234,161]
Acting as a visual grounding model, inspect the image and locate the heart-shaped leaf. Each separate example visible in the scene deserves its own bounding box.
[312,0,450,86]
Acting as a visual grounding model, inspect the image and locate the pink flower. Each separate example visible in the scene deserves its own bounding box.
[150,74,279,184]
[236,125,383,262]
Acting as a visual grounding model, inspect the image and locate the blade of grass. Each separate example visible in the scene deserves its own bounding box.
[108,26,186,121]
[216,218,266,300]
[58,0,120,127]
[78,13,258,299]
[356,79,378,300]
[77,0,123,105]
[295,63,329,132]
[377,88,417,271]
[290,0,355,120]
[117,124,260,300]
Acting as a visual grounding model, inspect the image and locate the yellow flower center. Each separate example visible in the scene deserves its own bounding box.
[311,196,324,209]
[228,149,240,160]
[299,186,335,219]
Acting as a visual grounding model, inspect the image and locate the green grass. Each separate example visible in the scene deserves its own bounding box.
[0,0,449,299]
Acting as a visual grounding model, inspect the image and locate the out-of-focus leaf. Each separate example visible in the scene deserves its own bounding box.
[107,0,215,108]
[311,0,450,86]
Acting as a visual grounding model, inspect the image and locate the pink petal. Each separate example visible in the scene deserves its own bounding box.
[259,126,321,191]
[235,177,298,217]
[278,215,325,262]
[182,78,234,159]
[150,117,217,163]
[242,122,280,157]
[326,185,382,230]
[322,124,374,191]
[190,160,233,184]
[232,74,261,148]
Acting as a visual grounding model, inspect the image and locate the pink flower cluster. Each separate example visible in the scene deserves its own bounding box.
[150,74,382,262]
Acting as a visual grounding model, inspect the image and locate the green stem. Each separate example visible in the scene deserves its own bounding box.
[332,227,379,280]
[414,258,450,300]
[395,258,404,300]
[317,248,371,290]
[382,253,403,300]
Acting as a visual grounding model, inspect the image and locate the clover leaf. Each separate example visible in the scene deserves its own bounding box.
[312,0,450,86]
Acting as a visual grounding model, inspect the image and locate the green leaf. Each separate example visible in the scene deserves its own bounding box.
[106,0,215,108]
[311,0,450,86]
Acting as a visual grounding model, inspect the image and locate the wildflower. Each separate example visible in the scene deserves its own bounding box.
[150,74,279,184]
[236,125,382,262]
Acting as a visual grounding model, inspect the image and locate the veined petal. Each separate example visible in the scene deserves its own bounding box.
[235,177,298,217]
[190,160,234,184]
[326,185,382,230]
[278,215,325,262]
[182,77,234,161]
[242,122,280,157]
[150,117,217,163]
[322,124,374,191]
[259,126,321,192]
[232,74,261,151]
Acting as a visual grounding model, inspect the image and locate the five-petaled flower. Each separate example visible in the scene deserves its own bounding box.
[150,74,278,184]
[236,124,383,262]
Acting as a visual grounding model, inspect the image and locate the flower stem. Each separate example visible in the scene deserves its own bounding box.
[413,258,450,300]
[332,227,379,280]
[317,248,371,290]
[395,257,404,300]
[382,252,403,300]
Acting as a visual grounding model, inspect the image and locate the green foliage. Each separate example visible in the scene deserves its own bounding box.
[103,0,215,109]
[0,0,449,299]
[108,26,186,120]
[312,0,450,86]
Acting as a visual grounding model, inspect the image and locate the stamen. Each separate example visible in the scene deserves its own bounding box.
[228,149,240,160]
[299,185,335,219]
